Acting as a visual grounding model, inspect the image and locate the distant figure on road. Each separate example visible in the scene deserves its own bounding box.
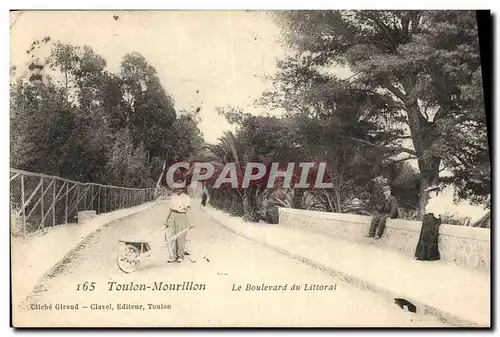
[366,185,399,239]
[201,182,209,207]
[415,185,442,261]
[165,182,192,263]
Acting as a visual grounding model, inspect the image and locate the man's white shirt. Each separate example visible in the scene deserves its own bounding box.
[169,193,192,213]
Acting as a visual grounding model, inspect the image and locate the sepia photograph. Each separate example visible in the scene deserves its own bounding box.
[9,10,491,328]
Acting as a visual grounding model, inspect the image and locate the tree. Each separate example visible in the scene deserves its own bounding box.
[48,42,108,107]
[258,58,401,213]
[214,105,387,215]
[11,39,203,191]
[166,109,204,163]
[204,131,254,220]
[106,128,152,188]
[10,75,74,176]
[120,52,176,160]
[271,10,489,216]
[293,115,384,213]
[46,42,113,182]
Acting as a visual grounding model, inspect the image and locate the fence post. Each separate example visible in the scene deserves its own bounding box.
[40,177,44,229]
[65,183,69,224]
[84,185,87,210]
[104,187,107,213]
[98,186,101,214]
[20,175,26,236]
[52,178,56,227]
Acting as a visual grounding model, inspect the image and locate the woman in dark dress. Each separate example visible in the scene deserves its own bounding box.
[415,185,442,261]
[415,214,441,261]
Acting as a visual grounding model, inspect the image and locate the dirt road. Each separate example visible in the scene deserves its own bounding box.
[13,202,446,327]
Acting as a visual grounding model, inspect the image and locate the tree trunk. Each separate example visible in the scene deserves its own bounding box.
[406,100,442,218]
[415,157,441,220]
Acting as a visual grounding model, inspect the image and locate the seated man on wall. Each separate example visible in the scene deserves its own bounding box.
[366,185,399,239]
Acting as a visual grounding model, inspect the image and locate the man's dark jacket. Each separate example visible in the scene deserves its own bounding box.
[379,195,399,218]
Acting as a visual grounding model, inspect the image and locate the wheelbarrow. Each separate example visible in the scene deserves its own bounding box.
[117,224,195,273]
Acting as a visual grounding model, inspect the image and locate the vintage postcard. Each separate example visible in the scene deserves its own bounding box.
[10,10,491,328]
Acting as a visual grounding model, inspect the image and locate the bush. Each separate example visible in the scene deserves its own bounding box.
[440,213,472,226]
[265,205,280,224]
[397,207,420,220]
[229,198,244,216]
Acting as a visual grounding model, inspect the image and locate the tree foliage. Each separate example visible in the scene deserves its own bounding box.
[11,40,204,188]
[268,10,489,215]
[204,106,407,221]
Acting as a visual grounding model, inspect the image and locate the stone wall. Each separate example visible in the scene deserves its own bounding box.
[278,208,490,272]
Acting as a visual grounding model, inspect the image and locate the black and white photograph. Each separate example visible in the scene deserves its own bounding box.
[9,10,491,328]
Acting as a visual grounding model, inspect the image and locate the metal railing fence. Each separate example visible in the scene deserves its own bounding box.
[10,168,156,235]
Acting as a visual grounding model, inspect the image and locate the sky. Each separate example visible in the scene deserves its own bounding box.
[10,11,488,221]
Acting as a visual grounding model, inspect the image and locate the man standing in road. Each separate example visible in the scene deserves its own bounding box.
[366,185,399,239]
[201,182,209,207]
[165,182,192,263]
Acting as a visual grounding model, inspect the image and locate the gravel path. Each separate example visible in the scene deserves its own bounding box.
[13,202,447,327]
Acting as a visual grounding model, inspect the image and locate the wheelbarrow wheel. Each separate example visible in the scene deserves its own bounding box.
[117,243,141,273]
